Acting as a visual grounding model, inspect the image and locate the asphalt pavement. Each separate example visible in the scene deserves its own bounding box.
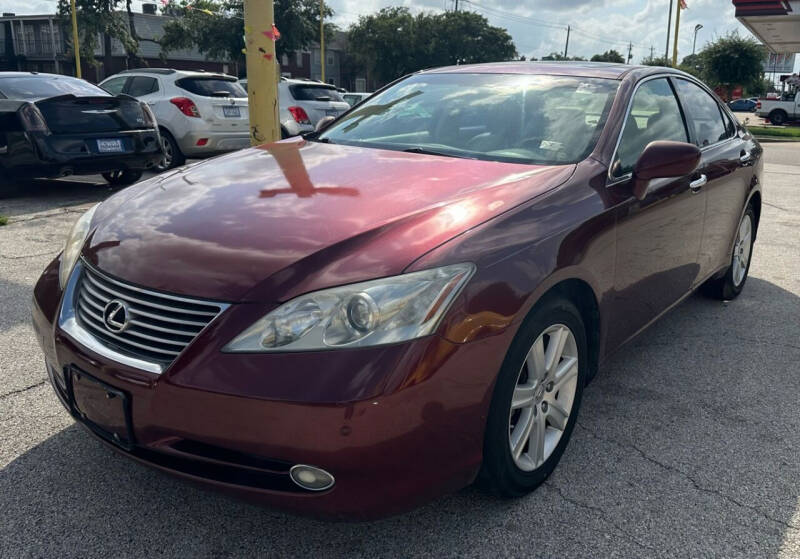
[1,143,799,558]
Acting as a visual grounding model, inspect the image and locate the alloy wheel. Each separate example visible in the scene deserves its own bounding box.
[508,324,579,472]
[159,136,173,170]
[732,213,753,287]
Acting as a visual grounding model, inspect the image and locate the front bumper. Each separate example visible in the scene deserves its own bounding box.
[32,257,505,519]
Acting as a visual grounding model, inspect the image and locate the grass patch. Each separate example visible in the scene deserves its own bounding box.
[746,125,800,138]
[0,215,8,226]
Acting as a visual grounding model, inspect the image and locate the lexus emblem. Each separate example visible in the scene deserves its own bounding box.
[103,299,130,333]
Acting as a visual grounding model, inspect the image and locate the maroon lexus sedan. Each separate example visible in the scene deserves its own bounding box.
[32,62,762,519]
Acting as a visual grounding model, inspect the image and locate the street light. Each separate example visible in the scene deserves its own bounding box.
[692,24,703,55]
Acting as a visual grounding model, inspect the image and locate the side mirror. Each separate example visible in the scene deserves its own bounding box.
[315,116,335,133]
[632,140,701,200]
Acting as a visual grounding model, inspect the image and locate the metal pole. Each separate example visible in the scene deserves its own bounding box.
[320,0,325,82]
[627,41,632,64]
[665,0,673,62]
[564,25,570,59]
[244,0,279,144]
[70,0,81,77]
[671,1,681,67]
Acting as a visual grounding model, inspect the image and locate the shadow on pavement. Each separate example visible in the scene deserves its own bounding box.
[1,277,799,557]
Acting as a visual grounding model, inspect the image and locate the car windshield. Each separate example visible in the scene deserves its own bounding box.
[176,77,246,97]
[318,73,619,165]
[0,76,109,100]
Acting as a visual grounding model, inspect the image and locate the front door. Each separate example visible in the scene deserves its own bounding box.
[606,77,706,350]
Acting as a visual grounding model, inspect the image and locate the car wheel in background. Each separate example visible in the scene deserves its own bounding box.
[702,206,756,301]
[768,110,787,126]
[480,296,587,497]
[156,129,185,171]
[102,170,143,187]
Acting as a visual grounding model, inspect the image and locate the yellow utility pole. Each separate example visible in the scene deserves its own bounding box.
[671,1,682,67]
[243,0,280,145]
[70,0,81,78]
[319,0,325,82]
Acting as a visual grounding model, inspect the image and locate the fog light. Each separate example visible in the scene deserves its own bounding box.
[196,138,209,146]
[289,464,335,491]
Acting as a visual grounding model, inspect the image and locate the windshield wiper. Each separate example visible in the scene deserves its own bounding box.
[401,146,467,159]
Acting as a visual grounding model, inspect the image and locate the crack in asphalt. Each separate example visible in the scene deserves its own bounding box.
[0,250,60,260]
[0,380,46,400]
[543,482,661,554]
[576,422,800,532]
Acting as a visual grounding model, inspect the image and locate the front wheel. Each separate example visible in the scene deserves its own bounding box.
[102,169,142,186]
[702,206,755,300]
[480,296,587,497]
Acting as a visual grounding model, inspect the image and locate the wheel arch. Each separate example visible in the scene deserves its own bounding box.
[525,277,601,385]
[748,190,762,240]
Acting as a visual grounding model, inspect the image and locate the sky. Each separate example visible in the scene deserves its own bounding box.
[5,0,799,70]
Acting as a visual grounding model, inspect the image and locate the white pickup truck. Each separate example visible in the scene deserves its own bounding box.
[755,94,799,125]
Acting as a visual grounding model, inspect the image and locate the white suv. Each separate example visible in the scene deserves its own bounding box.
[240,77,350,138]
[100,69,250,170]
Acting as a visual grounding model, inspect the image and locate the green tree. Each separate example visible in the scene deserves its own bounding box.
[541,52,585,61]
[348,8,517,86]
[678,53,703,77]
[700,32,765,98]
[641,55,670,67]
[590,49,624,63]
[160,0,334,68]
[57,0,138,66]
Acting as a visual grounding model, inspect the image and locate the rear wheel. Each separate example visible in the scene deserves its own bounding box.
[102,169,143,187]
[702,206,755,300]
[480,296,587,497]
[156,129,185,171]
[769,110,788,126]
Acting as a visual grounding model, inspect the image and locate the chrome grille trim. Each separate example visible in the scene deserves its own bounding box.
[59,260,230,374]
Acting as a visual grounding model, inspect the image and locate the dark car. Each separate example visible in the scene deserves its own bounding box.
[32,62,762,520]
[0,72,162,188]
[728,98,757,112]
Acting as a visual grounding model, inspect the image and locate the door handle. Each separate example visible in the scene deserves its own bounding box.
[689,174,707,192]
[739,152,752,164]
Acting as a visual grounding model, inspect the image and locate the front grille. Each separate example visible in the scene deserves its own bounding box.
[74,263,226,367]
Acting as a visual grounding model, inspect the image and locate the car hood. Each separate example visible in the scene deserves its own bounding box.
[85,139,574,302]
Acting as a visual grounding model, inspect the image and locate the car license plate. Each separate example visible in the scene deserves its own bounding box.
[97,138,124,153]
[69,367,134,450]
[223,106,241,118]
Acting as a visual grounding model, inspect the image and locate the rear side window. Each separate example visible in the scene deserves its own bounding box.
[176,77,246,97]
[612,78,688,177]
[289,85,344,102]
[673,79,729,147]
[126,76,159,97]
[101,76,128,95]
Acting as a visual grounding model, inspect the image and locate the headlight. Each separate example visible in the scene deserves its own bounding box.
[223,263,475,352]
[59,204,99,289]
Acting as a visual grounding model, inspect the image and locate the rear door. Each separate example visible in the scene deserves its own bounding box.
[606,76,705,349]
[289,84,350,124]
[174,76,249,132]
[672,78,754,280]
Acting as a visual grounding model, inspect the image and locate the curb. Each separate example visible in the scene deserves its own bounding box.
[753,136,800,143]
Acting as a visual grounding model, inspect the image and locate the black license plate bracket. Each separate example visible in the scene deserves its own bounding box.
[67,367,135,451]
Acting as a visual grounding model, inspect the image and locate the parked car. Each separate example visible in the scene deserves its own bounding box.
[728,98,756,112]
[100,69,250,170]
[0,72,161,187]
[342,92,371,107]
[755,92,799,125]
[33,62,762,520]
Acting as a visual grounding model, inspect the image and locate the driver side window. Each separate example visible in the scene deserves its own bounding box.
[611,78,688,178]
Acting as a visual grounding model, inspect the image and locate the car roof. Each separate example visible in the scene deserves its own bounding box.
[109,69,236,80]
[0,71,82,79]
[420,61,675,80]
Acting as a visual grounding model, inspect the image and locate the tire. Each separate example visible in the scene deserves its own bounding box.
[702,206,756,301]
[480,296,588,497]
[281,127,290,139]
[102,169,143,187]
[769,110,787,126]
[156,129,185,172]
